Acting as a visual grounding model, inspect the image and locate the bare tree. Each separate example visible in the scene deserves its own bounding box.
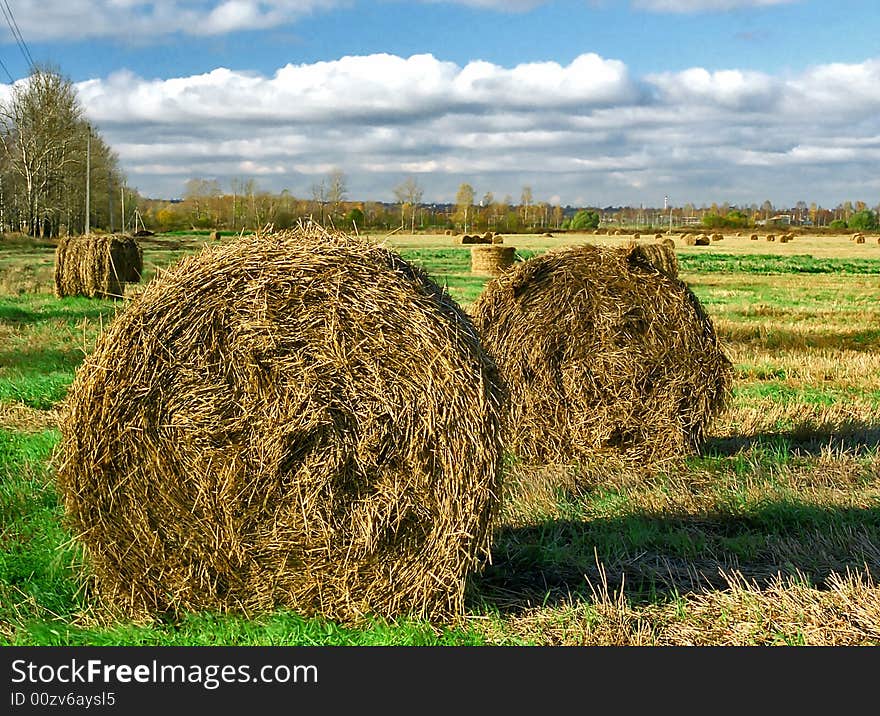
[326,168,347,223]
[0,66,83,235]
[393,176,424,234]
[310,179,327,224]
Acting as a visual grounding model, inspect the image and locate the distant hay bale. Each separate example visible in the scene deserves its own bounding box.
[471,245,517,277]
[750,234,759,241]
[766,234,776,242]
[54,234,142,299]
[695,234,710,246]
[55,226,505,624]
[483,231,495,242]
[455,234,491,245]
[780,233,793,243]
[654,233,664,240]
[711,233,724,241]
[855,234,866,244]
[469,244,732,465]
[684,235,697,246]
[542,232,554,238]
[627,241,678,278]
[491,234,505,244]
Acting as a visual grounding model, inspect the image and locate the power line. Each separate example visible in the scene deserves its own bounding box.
[0,1,34,74]
[0,54,14,83]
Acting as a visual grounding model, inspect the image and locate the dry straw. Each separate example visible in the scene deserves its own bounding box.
[471,245,517,277]
[469,243,732,465]
[54,234,142,299]
[55,224,506,624]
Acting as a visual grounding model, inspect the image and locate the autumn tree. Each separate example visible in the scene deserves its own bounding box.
[520,185,533,228]
[455,182,475,232]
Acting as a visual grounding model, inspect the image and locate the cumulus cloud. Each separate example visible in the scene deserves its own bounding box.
[61,52,880,205]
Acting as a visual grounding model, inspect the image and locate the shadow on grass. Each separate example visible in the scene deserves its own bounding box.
[469,503,880,614]
[0,301,118,326]
[704,423,880,457]
[718,325,880,352]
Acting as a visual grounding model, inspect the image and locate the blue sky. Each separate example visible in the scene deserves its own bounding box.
[3,0,879,206]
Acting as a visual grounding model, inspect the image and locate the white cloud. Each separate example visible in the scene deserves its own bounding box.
[4,0,347,40]
[63,52,880,205]
[633,0,798,11]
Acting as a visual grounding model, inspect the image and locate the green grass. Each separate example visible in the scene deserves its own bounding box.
[678,252,880,275]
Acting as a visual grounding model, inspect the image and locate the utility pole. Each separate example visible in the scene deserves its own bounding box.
[85,125,91,235]
[121,185,126,234]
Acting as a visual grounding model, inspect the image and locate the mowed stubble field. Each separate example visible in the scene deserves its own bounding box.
[1,229,879,645]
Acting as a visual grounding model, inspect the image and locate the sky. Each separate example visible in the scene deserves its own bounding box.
[1,0,879,207]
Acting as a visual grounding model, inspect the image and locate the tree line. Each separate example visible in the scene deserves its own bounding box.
[0,66,126,238]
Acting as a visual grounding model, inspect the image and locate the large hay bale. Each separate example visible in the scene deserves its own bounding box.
[684,235,697,246]
[711,233,724,241]
[750,234,759,241]
[54,234,142,299]
[766,234,776,242]
[471,245,516,277]
[469,244,732,465]
[695,234,710,246]
[55,226,505,624]
[855,234,866,244]
[491,234,505,244]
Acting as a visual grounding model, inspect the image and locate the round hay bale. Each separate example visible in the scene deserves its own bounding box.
[469,244,732,465]
[654,233,664,240]
[684,235,697,246]
[542,232,554,238]
[628,241,678,278]
[471,245,516,277]
[750,234,759,241]
[483,231,495,242]
[695,234,710,246]
[491,234,505,244]
[855,234,866,244]
[711,233,724,241]
[766,234,776,242]
[55,226,506,624]
[54,233,141,299]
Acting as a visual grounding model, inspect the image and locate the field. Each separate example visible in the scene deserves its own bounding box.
[1,229,879,645]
